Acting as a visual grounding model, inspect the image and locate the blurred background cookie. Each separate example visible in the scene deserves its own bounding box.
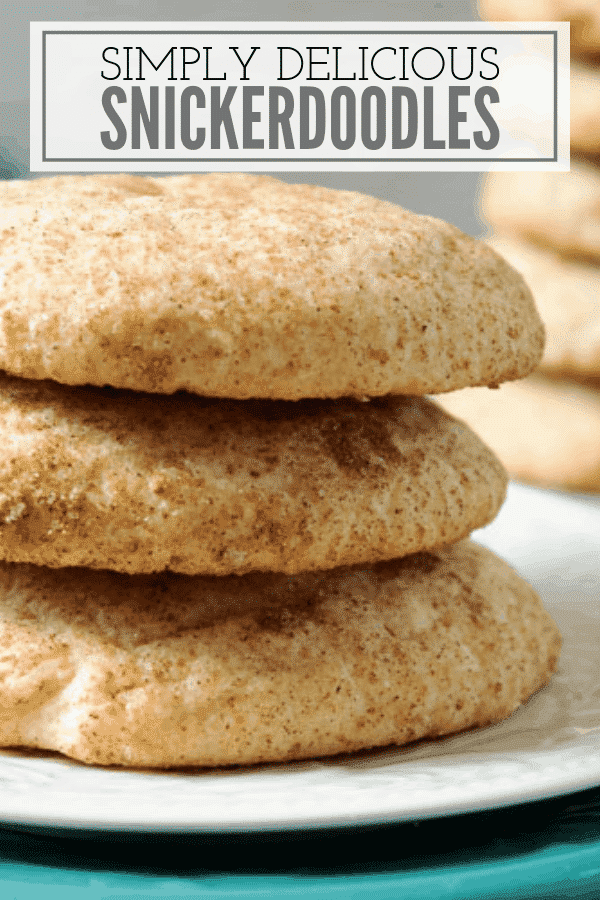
[438,377,600,493]
[570,63,600,159]
[488,236,600,387]
[479,0,600,58]
[481,163,600,263]
[478,0,600,494]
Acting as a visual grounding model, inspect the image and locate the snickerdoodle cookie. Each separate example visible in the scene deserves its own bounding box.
[479,0,600,57]
[570,63,600,158]
[0,173,543,399]
[438,376,600,492]
[481,164,600,263]
[0,541,561,768]
[489,236,600,386]
[0,374,507,575]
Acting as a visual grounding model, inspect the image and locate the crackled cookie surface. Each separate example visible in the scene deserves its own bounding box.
[0,375,507,574]
[0,541,561,768]
[0,173,543,398]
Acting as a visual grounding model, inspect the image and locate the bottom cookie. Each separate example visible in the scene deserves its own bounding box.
[0,542,560,768]
[438,377,600,493]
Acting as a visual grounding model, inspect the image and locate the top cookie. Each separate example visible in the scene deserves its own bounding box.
[0,174,543,400]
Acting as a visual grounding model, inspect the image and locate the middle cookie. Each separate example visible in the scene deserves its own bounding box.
[0,375,507,575]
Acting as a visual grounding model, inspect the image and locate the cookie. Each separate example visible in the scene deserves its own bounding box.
[479,0,600,57]
[571,63,600,158]
[482,164,600,263]
[489,236,600,385]
[0,173,543,399]
[438,376,600,492]
[0,374,507,575]
[0,541,561,768]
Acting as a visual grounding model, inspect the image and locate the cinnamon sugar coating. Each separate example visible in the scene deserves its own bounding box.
[0,542,561,768]
[0,173,543,399]
[0,375,506,574]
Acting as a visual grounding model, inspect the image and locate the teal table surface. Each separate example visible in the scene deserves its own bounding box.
[2,785,600,899]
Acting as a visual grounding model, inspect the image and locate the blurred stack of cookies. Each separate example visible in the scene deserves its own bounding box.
[0,174,560,768]
[441,0,600,494]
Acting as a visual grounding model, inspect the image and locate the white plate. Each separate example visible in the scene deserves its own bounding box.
[1,482,600,833]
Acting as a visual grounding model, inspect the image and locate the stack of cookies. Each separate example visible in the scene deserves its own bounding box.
[0,174,560,768]
[441,0,600,493]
